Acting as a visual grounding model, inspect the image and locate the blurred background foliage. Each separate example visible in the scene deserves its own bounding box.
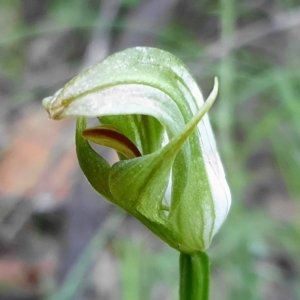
[0,0,300,299]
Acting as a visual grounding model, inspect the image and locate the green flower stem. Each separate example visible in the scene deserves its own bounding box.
[179,251,210,300]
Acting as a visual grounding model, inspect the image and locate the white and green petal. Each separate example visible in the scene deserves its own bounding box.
[43,47,231,253]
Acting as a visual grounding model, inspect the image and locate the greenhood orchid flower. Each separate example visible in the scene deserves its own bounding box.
[43,47,231,254]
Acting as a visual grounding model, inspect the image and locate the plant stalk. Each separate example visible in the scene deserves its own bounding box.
[179,251,210,300]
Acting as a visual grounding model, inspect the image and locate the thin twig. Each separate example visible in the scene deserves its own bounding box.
[206,7,300,58]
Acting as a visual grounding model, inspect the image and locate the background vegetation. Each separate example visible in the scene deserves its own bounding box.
[0,0,299,299]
